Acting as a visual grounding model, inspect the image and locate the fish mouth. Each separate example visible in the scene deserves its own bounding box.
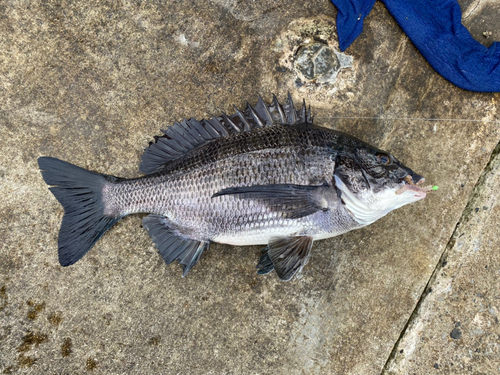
[395,174,432,198]
[410,172,425,185]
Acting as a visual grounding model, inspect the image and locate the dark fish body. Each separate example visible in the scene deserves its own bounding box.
[39,95,429,281]
[104,124,355,244]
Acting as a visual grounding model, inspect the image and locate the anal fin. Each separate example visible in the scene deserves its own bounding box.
[267,236,314,281]
[142,215,209,276]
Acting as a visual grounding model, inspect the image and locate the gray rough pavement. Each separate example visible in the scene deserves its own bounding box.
[0,1,499,374]
[384,146,500,374]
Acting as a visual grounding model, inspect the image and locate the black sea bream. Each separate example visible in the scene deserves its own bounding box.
[38,94,432,281]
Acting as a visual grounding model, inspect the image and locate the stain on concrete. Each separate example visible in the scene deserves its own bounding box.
[17,354,36,368]
[274,16,356,99]
[15,331,48,368]
[17,331,48,353]
[148,335,161,346]
[0,285,7,312]
[450,327,462,340]
[48,312,63,326]
[61,338,73,357]
[295,42,340,82]
[86,357,97,371]
[26,300,46,320]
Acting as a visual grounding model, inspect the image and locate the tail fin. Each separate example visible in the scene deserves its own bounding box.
[38,157,122,266]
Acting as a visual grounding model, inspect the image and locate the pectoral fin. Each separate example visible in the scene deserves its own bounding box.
[212,183,330,219]
[266,236,314,281]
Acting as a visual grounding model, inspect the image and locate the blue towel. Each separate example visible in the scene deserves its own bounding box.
[331,0,500,92]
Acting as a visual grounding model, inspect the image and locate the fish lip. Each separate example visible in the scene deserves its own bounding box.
[396,173,429,198]
[410,172,425,185]
[397,183,428,198]
[409,187,427,199]
[400,173,425,186]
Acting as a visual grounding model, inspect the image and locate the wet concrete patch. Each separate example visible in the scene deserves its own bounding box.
[273,16,356,98]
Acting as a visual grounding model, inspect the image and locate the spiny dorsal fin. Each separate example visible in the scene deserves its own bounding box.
[233,105,251,131]
[254,95,273,126]
[246,102,264,127]
[284,92,298,125]
[271,94,286,123]
[140,94,313,174]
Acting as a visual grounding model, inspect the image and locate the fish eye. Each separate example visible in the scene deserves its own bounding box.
[377,153,391,165]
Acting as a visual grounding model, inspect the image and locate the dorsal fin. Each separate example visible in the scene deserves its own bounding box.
[139,94,313,174]
[271,94,286,123]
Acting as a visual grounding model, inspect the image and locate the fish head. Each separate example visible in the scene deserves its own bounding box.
[332,135,428,225]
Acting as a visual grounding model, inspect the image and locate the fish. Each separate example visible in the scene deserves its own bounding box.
[38,94,433,281]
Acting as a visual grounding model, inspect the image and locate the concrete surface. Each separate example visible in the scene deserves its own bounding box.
[383,145,500,375]
[0,0,499,374]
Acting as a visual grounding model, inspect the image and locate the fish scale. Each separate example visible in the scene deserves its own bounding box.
[38,94,430,281]
[103,127,339,243]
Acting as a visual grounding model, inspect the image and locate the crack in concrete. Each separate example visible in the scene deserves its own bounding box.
[463,0,482,20]
[380,139,500,375]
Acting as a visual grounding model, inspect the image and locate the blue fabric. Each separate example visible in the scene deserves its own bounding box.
[330,0,500,92]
